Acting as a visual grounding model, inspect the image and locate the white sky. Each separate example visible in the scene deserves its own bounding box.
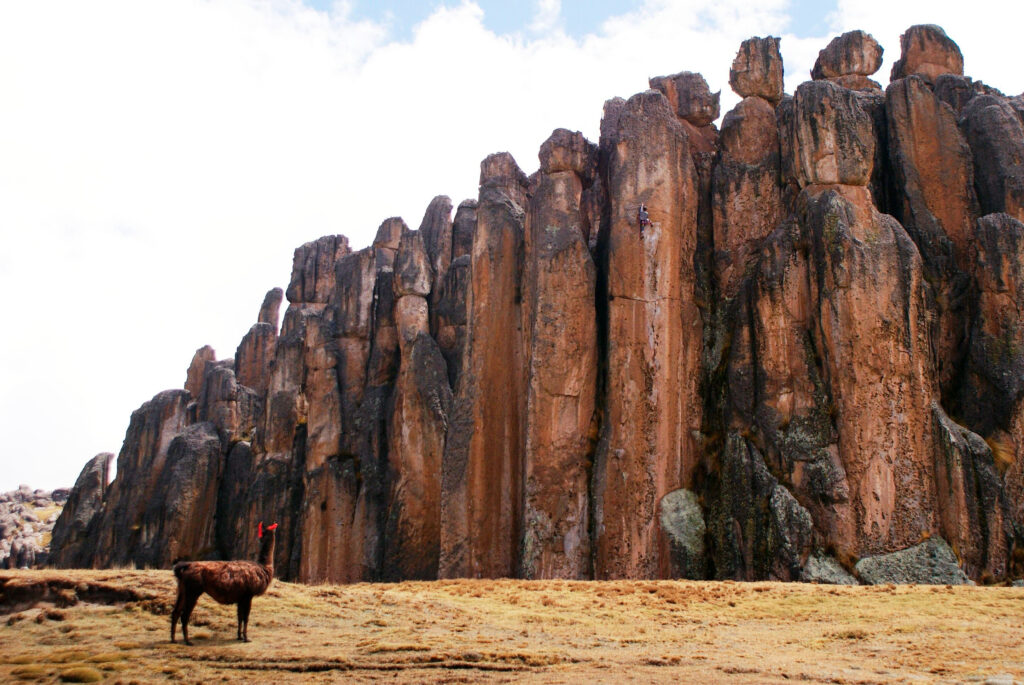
[1,0,1022,492]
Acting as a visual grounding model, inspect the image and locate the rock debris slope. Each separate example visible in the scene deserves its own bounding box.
[53,25,1024,584]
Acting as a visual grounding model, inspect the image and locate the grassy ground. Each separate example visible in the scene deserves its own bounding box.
[1,570,1022,683]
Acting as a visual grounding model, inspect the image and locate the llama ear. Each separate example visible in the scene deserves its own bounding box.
[267,523,278,532]
[258,521,263,539]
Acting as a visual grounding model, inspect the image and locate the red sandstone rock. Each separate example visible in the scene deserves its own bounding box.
[185,346,215,399]
[787,80,875,187]
[890,24,964,83]
[538,128,598,181]
[440,153,530,579]
[51,26,1024,585]
[712,96,782,298]
[886,75,980,392]
[519,130,598,580]
[383,229,452,580]
[799,185,938,558]
[592,90,702,579]
[812,30,883,81]
[648,71,720,127]
[285,235,350,304]
[258,287,283,327]
[729,36,783,105]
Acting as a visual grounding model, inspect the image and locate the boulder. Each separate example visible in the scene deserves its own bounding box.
[812,30,883,80]
[659,489,706,579]
[800,555,858,585]
[538,128,598,182]
[728,36,783,105]
[648,72,720,126]
[890,24,964,83]
[855,537,972,585]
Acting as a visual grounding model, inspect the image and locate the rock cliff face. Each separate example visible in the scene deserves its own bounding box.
[53,24,1024,584]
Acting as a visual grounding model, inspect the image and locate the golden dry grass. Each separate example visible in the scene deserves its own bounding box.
[1,570,1023,683]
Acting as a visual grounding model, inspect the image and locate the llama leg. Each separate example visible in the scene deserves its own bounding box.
[181,591,201,646]
[237,597,252,642]
[170,583,185,643]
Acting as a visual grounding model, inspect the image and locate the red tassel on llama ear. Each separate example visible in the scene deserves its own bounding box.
[258,521,264,539]
[267,523,278,532]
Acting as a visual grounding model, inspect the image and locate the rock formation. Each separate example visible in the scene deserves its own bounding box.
[2,484,72,569]
[52,24,1024,585]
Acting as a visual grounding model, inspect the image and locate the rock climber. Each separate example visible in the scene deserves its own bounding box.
[637,203,651,232]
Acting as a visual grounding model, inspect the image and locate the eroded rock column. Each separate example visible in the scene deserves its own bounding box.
[592,90,701,579]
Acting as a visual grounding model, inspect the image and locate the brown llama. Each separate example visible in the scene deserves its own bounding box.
[170,521,277,645]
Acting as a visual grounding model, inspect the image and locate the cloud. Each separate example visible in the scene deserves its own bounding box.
[0,0,1018,490]
[530,0,562,34]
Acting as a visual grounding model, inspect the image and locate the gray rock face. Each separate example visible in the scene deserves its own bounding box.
[855,537,972,585]
[49,454,112,568]
[659,489,706,579]
[960,95,1024,221]
[800,555,858,585]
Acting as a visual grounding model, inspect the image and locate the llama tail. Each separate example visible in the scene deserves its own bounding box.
[173,561,190,580]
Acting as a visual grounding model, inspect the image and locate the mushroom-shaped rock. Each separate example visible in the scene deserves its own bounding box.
[890,24,964,83]
[649,71,720,126]
[538,128,598,182]
[729,36,783,105]
[812,30,883,79]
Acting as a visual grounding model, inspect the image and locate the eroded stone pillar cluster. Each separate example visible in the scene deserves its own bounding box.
[53,23,1024,584]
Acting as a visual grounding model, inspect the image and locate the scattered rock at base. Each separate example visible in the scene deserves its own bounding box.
[800,554,859,585]
[659,489,706,579]
[854,537,972,585]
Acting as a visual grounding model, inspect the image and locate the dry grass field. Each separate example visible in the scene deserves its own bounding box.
[1,570,1022,683]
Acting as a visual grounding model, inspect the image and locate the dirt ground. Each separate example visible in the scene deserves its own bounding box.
[1,569,1022,683]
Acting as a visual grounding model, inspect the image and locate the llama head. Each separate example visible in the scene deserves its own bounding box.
[258,521,279,539]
